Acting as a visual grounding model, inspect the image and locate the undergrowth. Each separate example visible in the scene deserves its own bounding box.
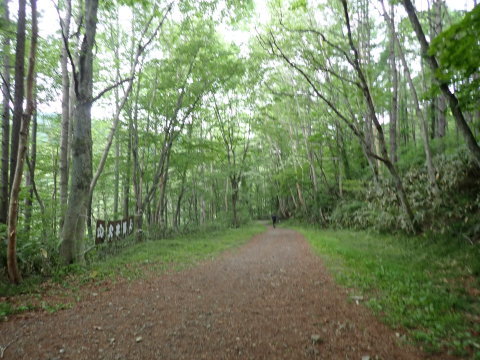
[330,146,480,238]
[298,227,480,359]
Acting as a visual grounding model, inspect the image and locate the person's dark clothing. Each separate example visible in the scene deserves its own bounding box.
[271,215,277,228]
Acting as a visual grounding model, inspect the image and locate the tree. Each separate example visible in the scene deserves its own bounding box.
[7,0,38,284]
[431,0,447,138]
[402,0,480,168]
[388,1,398,164]
[213,94,252,227]
[259,0,417,231]
[59,0,99,264]
[9,0,26,199]
[378,0,439,194]
[429,4,480,115]
[0,0,10,224]
[58,0,72,232]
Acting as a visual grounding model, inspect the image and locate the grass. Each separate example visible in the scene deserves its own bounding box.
[296,227,480,359]
[0,223,266,318]
[87,223,265,279]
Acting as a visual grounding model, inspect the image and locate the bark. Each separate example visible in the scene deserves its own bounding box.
[174,170,187,229]
[52,149,58,236]
[224,178,228,212]
[59,0,72,232]
[123,120,131,218]
[475,2,480,135]
[231,178,239,228]
[113,30,121,217]
[24,105,37,236]
[432,0,446,138]
[60,0,99,264]
[0,0,10,224]
[388,2,398,164]
[402,0,480,167]
[7,0,37,284]
[364,115,379,179]
[156,151,170,227]
[9,0,26,191]
[113,130,119,216]
[131,69,143,241]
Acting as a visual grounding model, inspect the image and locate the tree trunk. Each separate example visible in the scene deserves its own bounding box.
[0,0,10,224]
[9,0,26,192]
[156,151,171,228]
[52,149,58,236]
[432,0,446,138]
[60,0,99,264]
[231,178,239,227]
[113,121,120,216]
[59,0,72,232]
[113,8,121,218]
[132,72,143,241]
[402,0,480,167]
[7,0,37,284]
[388,2,398,164]
[123,122,131,218]
[224,178,229,212]
[364,115,379,181]
[24,104,37,236]
[174,170,186,229]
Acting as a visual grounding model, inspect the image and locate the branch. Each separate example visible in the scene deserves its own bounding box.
[51,0,79,97]
[262,31,389,165]
[264,32,364,141]
[26,156,45,214]
[304,49,361,88]
[138,2,173,53]
[89,4,173,199]
[91,77,132,103]
[0,73,14,104]
[278,20,355,67]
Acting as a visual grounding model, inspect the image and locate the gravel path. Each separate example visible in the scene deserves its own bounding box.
[0,228,452,359]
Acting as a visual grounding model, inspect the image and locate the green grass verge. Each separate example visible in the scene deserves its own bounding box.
[297,227,480,358]
[86,223,266,280]
[1,223,266,318]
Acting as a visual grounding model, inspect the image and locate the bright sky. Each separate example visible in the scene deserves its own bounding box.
[14,0,474,40]
[29,0,476,48]
[221,0,475,49]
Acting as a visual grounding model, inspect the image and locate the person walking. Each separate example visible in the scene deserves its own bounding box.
[271,214,277,228]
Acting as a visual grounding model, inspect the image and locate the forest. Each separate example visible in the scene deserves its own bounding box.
[0,0,479,296]
[0,0,480,358]
[0,0,480,283]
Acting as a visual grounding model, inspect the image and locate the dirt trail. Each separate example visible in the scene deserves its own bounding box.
[1,228,450,359]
